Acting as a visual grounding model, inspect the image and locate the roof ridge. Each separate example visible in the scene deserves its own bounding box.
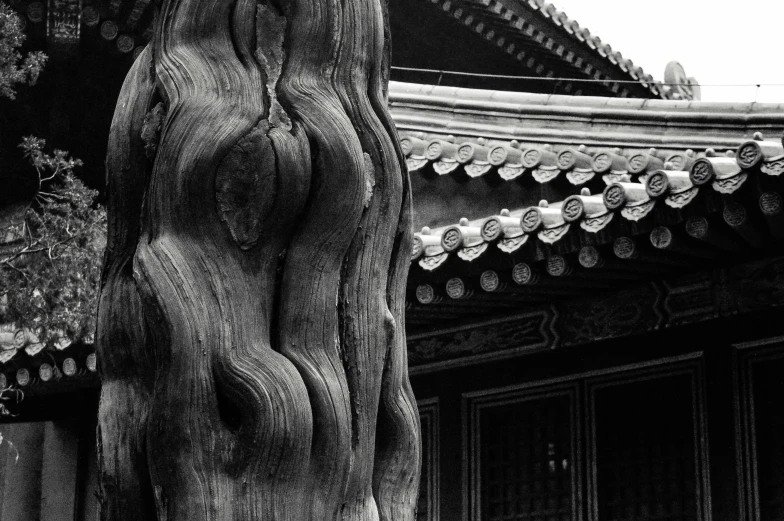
[391,81,784,113]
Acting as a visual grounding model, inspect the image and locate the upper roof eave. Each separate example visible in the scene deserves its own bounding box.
[389,82,784,149]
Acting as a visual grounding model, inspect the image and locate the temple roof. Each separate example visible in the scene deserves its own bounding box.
[402,0,688,99]
[391,82,783,149]
[12,0,693,98]
[5,83,784,393]
[388,82,784,334]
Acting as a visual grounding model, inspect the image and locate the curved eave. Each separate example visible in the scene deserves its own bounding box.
[414,0,668,99]
[397,82,784,337]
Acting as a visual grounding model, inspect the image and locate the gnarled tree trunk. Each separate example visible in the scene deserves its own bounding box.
[95,0,419,518]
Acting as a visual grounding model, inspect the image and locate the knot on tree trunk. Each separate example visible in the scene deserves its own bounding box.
[215,125,278,250]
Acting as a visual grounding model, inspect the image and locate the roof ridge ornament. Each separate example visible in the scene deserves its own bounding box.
[663,61,701,101]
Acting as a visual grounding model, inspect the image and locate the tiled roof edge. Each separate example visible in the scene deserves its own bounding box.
[509,0,660,93]
[415,0,661,98]
[390,82,784,149]
[390,82,784,117]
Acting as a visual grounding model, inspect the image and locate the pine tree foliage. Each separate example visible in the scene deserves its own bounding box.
[0,137,105,349]
[0,2,46,100]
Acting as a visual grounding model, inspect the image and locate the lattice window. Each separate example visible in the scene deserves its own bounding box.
[751,357,784,521]
[418,400,439,521]
[593,374,698,521]
[479,394,573,521]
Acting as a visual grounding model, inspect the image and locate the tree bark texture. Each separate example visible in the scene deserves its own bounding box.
[96,0,419,519]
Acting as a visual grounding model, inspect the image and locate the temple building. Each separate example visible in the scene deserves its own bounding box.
[3,1,784,521]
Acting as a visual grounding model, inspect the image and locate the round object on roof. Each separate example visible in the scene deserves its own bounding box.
[627,153,651,174]
[578,246,601,268]
[39,363,53,382]
[760,192,783,216]
[425,141,443,161]
[602,183,626,210]
[117,34,135,53]
[411,236,424,259]
[546,255,572,277]
[512,263,535,285]
[665,152,691,171]
[440,227,463,252]
[664,61,686,84]
[133,46,146,60]
[592,152,613,174]
[664,61,700,101]
[522,149,543,168]
[400,137,414,156]
[100,20,118,40]
[415,284,435,305]
[613,237,636,259]
[561,196,585,223]
[82,6,100,26]
[480,270,500,292]
[736,140,764,170]
[650,226,673,249]
[63,358,77,376]
[16,368,30,387]
[480,217,503,242]
[520,208,542,233]
[12,329,25,349]
[723,202,747,227]
[685,216,709,239]
[645,171,670,198]
[488,146,508,166]
[86,352,97,372]
[557,149,576,170]
[27,2,45,23]
[689,158,714,186]
[457,144,476,164]
[445,278,467,299]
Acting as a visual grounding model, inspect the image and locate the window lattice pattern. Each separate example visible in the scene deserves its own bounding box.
[594,375,698,521]
[752,357,784,521]
[480,395,573,521]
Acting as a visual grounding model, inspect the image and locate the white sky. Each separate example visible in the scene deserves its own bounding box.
[549,0,784,103]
